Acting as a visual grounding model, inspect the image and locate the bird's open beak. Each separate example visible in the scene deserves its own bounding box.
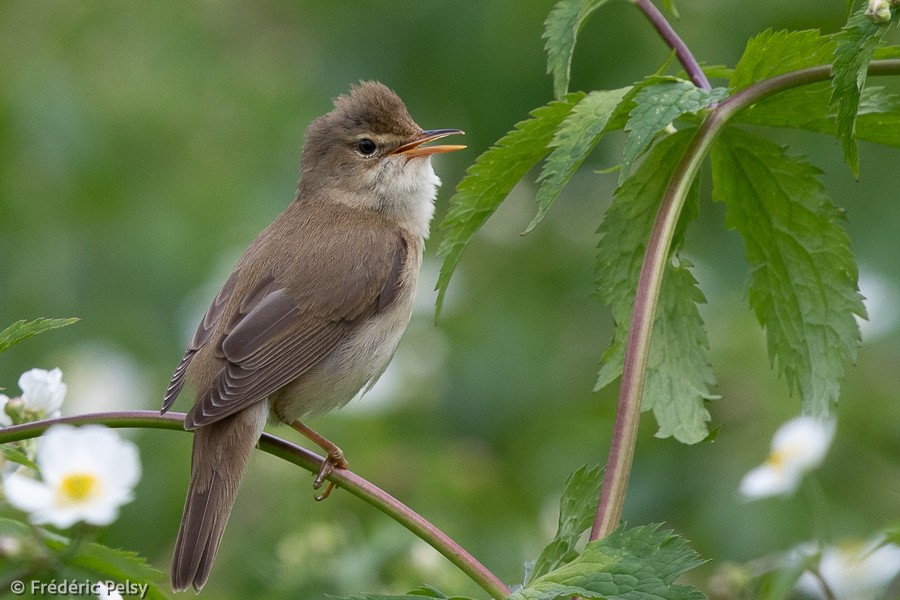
[392,129,466,158]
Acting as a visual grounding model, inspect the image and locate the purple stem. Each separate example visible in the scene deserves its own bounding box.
[633,0,712,90]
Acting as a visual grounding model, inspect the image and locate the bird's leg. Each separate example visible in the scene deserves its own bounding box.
[289,420,349,501]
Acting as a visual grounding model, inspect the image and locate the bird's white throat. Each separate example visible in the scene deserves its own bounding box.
[368,155,440,239]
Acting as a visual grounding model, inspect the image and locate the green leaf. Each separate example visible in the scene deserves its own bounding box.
[643,259,717,443]
[525,87,631,233]
[830,7,892,176]
[0,318,79,354]
[620,80,727,183]
[0,519,167,600]
[435,94,584,317]
[510,524,706,600]
[730,29,835,91]
[661,0,680,19]
[711,127,865,416]
[735,83,900,148]
[595,130,715,444]
[529,465,604,583]
[0,445,39,471]
[543,0,612,99]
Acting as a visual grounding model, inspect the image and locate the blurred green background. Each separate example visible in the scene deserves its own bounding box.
[1,1,898,598]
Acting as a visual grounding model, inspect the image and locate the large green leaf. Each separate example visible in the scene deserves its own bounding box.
[595,130,714,444]
[543,0,612,99]
[510,524,706,600]
[0,317,79,354]
[730,29,834,91]
[620,81,727,183]
[435,94,584,317]
[830,7,894,176]
[529,465,604,583]
[711,127,865,416]
[525,87,630,233]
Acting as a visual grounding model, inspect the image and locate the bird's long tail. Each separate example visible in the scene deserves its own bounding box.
[171,401,268,592]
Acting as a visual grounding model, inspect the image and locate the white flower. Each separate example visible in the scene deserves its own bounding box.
[3,425,141,528]
[18,367,67,418]
[0,395,12,427]
[96,582,124,600]
[797,538,900,599]
[740,416,835,499]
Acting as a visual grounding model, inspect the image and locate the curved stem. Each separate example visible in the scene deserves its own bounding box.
[632,0,711,91]
[0,411,510,600]
[591,58,900,540]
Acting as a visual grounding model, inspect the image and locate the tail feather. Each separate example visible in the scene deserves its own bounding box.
[171,402,268,592]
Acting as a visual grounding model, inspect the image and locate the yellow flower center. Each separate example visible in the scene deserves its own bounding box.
[58,473,99,503]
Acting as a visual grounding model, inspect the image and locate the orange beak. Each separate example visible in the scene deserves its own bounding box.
[392,129,466,158]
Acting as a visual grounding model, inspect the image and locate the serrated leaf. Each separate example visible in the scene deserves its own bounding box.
[510,524,706,600]
[711,127,865,416]
[830,7,892,177]
[435,94,584,317]
[529,465,604,583]
[595,130,715,444]
[730,29,835,91]
[543,0,612,99]
[620,81,727,183]
[643,260,717,443]
[0,318,79,354]
[734,82,900,148]
[526,87,631,233]
[0,445,39,471]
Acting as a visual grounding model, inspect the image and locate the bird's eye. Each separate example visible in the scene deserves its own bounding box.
[357,138,377,156]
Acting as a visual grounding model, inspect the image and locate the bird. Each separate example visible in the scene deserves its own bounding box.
[160,81,464,592]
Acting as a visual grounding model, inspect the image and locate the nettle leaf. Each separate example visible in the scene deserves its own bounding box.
[0,317,79,354]
[435,94,584,317]
[510,524,706,600]
[526,87,631,233]
[830,7,893,176]
[595,130,714,444]
[711,127,865,416]
[529,465,604,583]
[730,29,835,91]
[644,259,717,443]
[620,80,727,183]
[735,82,900,148]
[544,0,612,99]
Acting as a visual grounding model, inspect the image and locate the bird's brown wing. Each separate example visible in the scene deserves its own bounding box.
[162,216,408,428]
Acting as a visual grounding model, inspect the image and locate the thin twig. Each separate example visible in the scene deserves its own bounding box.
[632,0,712,90]
[0,411,511,600]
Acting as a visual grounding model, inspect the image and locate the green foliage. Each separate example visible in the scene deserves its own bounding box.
[529,465,604,583]
[510,525,706,600]
[0,518,167,599]
[830,7,895,176]
[711,127,866,416]
[435,94,584,316]
[543,0,613,99]
[730,29,835,90]
[0,318,79,355]
[526,88,630,233]
[0,445,39,471]
[594,130,715,443]
[620,80,727,183]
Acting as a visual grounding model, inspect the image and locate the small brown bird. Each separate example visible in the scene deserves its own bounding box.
[160,81,464,592]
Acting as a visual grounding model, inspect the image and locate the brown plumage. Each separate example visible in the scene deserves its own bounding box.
[161,81,463,592]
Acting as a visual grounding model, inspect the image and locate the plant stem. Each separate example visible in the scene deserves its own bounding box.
[631,0,711,91]
[590,58,900,540]
[0,411,511,600]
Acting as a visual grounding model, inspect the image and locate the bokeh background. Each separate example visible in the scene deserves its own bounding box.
[1,1,898,598]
